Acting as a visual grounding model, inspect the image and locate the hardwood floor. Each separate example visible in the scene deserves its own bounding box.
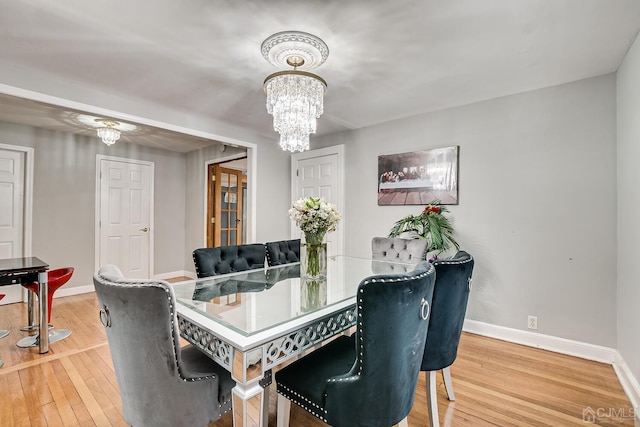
[0,292,634,426]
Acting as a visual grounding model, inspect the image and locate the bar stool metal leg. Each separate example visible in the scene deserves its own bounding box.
[21,289,37,331]
[17,268,73,351]
[20,288,52,331]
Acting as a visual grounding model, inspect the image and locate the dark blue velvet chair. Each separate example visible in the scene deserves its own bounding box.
[192,243,266,278]
[275,261,436,427]
[420,250,474,427]
[265,239,300,266]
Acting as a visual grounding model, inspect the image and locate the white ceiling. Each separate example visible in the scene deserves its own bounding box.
[1,0,639,152]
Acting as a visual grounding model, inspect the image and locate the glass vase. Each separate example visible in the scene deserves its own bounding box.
[300,278,328,313]
[301,232,327,279]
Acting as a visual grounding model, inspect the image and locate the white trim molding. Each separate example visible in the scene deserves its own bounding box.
[463,319,617,363]
[0,143,34,258]
[613,351,640,411]
[54,284,96,298]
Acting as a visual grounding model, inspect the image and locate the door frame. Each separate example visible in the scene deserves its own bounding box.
[291,144,345,255]
[0,143,34,304]
[0,143,33,258]
[94,155,155,277]
[203,149,256,246]
[207,164,245,247]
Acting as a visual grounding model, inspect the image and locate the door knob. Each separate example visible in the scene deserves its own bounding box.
[140,227,149,232]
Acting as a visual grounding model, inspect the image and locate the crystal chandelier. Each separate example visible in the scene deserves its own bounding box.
[262,31,329,152]
[95,119,121,146]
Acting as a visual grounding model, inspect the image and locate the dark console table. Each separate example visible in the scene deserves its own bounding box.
[0,257,50,353]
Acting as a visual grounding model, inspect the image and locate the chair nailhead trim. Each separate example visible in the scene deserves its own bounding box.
[278,384,328,422]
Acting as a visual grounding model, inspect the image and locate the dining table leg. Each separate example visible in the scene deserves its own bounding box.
[231,381,266,427]
[16,271,49,353]
[231,349,271,427]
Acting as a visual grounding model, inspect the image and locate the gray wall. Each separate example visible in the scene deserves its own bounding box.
[0,120,187,289]
[316,74,618,347]
[616,33,640,386]
[253,142,294,243]
[183,139,292,273]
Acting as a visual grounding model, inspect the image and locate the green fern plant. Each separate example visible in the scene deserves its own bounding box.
[388,201,459,256]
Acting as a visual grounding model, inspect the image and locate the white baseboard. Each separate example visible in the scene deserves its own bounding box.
[463,319,640,413]
[463,319,617,363]
[154,270,196,280]
[53,284,95,298]
[613,351,640,411]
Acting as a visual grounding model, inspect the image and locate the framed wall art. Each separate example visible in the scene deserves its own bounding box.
[378,145,459,205]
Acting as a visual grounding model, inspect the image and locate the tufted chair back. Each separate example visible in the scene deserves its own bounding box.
[193,244,266,278]
[371,237,428,274]
[372,237,428,263]
[93,265,234,427]
[265,239,300,266]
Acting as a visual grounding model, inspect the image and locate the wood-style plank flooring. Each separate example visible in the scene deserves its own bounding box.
[0,292,634,426]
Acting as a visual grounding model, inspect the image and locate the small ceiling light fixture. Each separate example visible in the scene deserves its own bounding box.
[261,31,329,152]
[95,119,121,146]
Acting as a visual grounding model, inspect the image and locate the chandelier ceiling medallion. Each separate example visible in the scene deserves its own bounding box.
[95,119,121,146]
[261,31,329,152]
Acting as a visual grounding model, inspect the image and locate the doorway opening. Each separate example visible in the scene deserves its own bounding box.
[206,157,247,247]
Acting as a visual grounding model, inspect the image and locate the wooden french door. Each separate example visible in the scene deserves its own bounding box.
[207,165,244,247]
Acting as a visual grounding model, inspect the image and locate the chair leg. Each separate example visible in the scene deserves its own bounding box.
[276,394,291,427]
[426,370,440,427]
[442,366,456,401]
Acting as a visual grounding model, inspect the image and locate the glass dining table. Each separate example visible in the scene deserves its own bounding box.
[172,255,415,427]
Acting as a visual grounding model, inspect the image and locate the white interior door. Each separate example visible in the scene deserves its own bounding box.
[98,157,153,279]
[0,148,25,303]
[291,145,344,256]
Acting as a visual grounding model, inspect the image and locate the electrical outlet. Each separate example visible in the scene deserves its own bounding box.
[528,315,538,330]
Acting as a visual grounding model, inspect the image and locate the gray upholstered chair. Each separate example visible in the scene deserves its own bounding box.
[93,265,235,427]
[265,239,300,266]
[420,251,474,427]
[275,261,436,427]
[371,237,428,274]
[192,243,266,278]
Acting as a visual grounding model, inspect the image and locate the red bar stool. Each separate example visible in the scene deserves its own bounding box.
[17,267,73,347]
[0,294,9,368]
